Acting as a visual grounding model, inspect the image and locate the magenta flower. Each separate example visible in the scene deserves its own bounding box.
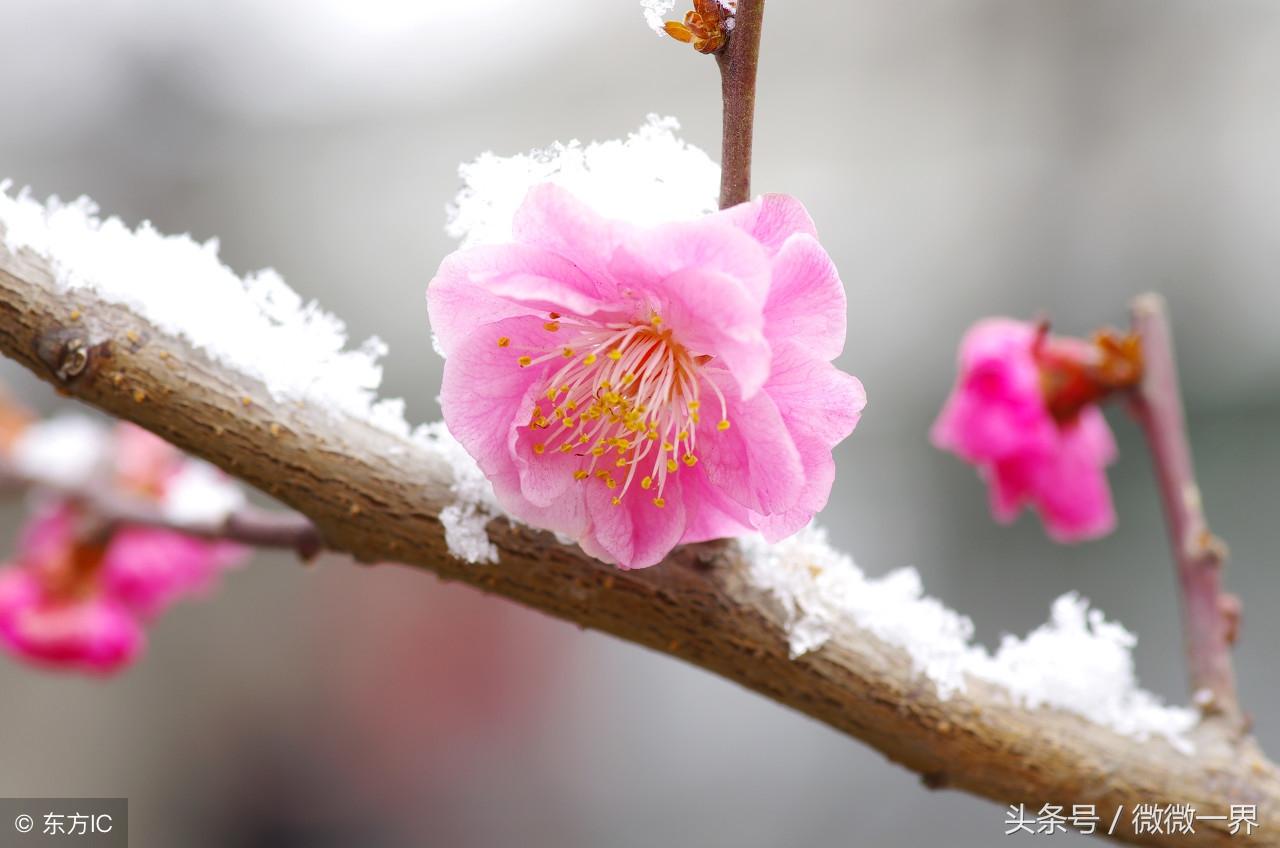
[428,185,865,568]
[0,569,142,674]
[931,318,1118,542]
[0,425,247,674]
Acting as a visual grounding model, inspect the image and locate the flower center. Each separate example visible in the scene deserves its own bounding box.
[503,312,730,508]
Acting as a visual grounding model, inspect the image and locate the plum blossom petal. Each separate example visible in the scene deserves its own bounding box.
[429,185,863,568]
[102,528,245,619]
[933,318,1118,542]
[722,193,819,256]
[696,367,805,516]
[752,342,867,541]
[0,424,247,675]
[429,243,611,357]
[0,570,143,674]
[763,235,848,361]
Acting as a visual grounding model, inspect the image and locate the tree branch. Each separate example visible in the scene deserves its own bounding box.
[0,236,1277,846]
[1130,295,1243,727]
[716,0,765,208]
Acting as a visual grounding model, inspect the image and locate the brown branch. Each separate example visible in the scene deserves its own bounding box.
[1130,294,1243,727]
[0,236,1277,846]
[716,0,765,208]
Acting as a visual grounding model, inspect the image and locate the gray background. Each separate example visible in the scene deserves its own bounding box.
[1,0,1277,845]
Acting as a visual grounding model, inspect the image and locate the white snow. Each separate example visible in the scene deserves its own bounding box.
[162,461,248,526]
[734,528,1198,752]
[446,115,720,249]
[9,415,110,490]
[416,421,501,565]
[640,0,677,33]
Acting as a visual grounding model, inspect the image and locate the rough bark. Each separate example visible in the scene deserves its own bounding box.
[0,234,1276,846]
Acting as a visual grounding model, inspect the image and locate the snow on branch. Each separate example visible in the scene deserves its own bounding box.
[0,181,502,564]
[0,172,1277,844]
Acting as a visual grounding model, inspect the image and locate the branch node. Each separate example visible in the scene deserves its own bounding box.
[36,328,109,385]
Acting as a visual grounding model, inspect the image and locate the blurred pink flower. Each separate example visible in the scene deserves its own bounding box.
[428,185,865,568]
[0,424,248,674]
[0,569,142,674]
[931,318,1118,542]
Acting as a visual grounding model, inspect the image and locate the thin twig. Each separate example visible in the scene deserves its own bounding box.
[716,0,766,208]
[1129,294,1242,726]
[0,459,323,560]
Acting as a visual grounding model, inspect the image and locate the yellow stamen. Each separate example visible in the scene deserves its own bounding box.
[717,419,731,431]
[544,321,560,332]
[652,497,666,509]
[683,454,698,467]
[518,356,532,367]
[497,336,510,348]
[666,459,678,473]
[533,443,545,455]
[640,476,653,490]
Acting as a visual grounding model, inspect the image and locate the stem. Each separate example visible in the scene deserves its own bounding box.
[715,0,766,209]
[1129,294,1242,726]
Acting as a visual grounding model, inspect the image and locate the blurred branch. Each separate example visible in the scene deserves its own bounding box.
[0,234,1277,846]
[0,456,321,557]
[1130,295,1243,727]
[716,0,765,208]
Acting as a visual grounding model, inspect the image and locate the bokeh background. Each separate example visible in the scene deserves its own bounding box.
[2,1,1278,845]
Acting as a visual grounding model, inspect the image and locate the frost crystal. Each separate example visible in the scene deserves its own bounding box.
[446,115,719,249]
[640,0,677,33]
[734,528,1198,752]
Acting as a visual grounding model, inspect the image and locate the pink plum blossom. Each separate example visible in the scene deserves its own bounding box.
[931,318,1118,542]
[428,185,865,569]
[0,424,247,674]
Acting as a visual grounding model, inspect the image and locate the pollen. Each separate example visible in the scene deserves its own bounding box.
[497,336,510,348]
[513,308,733,507]
[717,419,731,431]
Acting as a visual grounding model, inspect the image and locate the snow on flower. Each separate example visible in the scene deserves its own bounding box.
[428,185,865,569]
[0,423,247,674]
[447,115,719,250]
[931,318,1119,543]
